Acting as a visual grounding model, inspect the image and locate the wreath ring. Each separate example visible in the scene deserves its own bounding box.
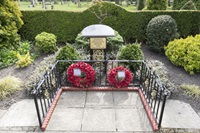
[67,62,96,88]
[108,66,132,88]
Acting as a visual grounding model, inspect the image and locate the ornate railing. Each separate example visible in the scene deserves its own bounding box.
[32,60,168,131]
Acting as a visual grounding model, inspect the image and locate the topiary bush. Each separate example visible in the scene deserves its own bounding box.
[165,34,200,74]
[146,0,168,10]
[56,44,80,73]
[35,32,57,54]
[173,0,200,10]
[0,0,23,49]
[118,43,144,71]
[146,15,179,54]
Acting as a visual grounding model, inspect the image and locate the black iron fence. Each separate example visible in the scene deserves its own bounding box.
[32,60,168,130]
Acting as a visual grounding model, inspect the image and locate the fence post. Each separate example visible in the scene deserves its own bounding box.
[139,61,145,85]
[33,93,42,127]
[158,92,167,129]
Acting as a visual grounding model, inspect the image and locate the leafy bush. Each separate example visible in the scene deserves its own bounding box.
[74,30,124,58]
[118,43,144,71]
[180,84,200,98]
[146,15,179,53]
[173,0,200,10]
[16,52,33,68]
[0,76,22,99]
[146,0,168,10]
[56,44,80,73]
[35,32,58,54]
[165,34,200,74]
[0,41,36,69]
[0,0,23,49]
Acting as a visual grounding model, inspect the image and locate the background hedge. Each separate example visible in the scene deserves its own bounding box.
[173,0,200,10]
[19,2,200,44]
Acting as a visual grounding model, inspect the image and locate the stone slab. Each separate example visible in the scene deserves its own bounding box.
[0,109,7,119]
[116,109,152,132]
[57,91,86,107]
[162,100,200,129]
[113,92,139,108]
[46,107,83,131]
[0,100,38,127]
[86,92,114,107]
[82,108,116,131]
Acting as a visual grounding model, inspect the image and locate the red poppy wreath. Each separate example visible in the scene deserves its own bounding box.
[67,62,96,88]
[108,66,132,88]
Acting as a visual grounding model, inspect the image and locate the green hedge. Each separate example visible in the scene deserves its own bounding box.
[19,2,200,43]
[173,0,200,10]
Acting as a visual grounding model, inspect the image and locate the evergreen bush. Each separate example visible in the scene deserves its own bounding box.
[0,0,23,49]
[165,34,200,74]
[137,0,145,10]
[56,44,80,73]
[35,32,57,54]
[118,43,144,71]
[146,15,179,53]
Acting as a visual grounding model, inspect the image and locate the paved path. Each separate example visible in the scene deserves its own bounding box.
[0,91,200,133]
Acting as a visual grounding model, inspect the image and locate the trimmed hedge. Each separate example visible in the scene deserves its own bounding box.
[19,2,200,43]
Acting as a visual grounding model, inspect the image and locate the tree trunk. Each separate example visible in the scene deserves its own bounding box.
[77,0,81,8]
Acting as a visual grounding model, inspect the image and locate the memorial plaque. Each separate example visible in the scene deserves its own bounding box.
[90,38,106,49]
[73,68,81,76]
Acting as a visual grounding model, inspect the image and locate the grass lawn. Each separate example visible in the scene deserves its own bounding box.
[17,1,137,11]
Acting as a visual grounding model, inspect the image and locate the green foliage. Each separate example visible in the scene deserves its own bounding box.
[16,52,33,68]
[0,0,23,49]
[118,43,144,71]
[146,15,179,53]
[74,30,124,57]
[180,84,200,98]
[146,0,168,10]
[165,34,200,74]
[0,76,22,99]
[180,0,197,10]
[19,2,200,44]
[56,44,80,73]
[137,0,145,10]
[0,41,36,69]
[35,32,58,54]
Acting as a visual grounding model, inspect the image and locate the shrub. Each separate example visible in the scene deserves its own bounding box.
[35,32,57,54]
[16,52,33,68]
[74,30,124,58]
[137,0,145,10]
[146,15,179,54]
[146,0,168,10]
[0,48,17,69]
[56,44,80,73]
[0,76,22,99]
[165,34,200,74]
[117,43,144,71]
[173,0,200,10]
[0,0,23,49]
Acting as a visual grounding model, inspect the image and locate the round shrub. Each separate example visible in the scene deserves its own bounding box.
[118,43,144,71]
[146,15,179,54]
[35,32,57,54]
[146,0,168,10]
[165,34,200,74]
[56,44,80,73]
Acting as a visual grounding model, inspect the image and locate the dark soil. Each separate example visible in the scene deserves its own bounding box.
[0,44,200,115]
